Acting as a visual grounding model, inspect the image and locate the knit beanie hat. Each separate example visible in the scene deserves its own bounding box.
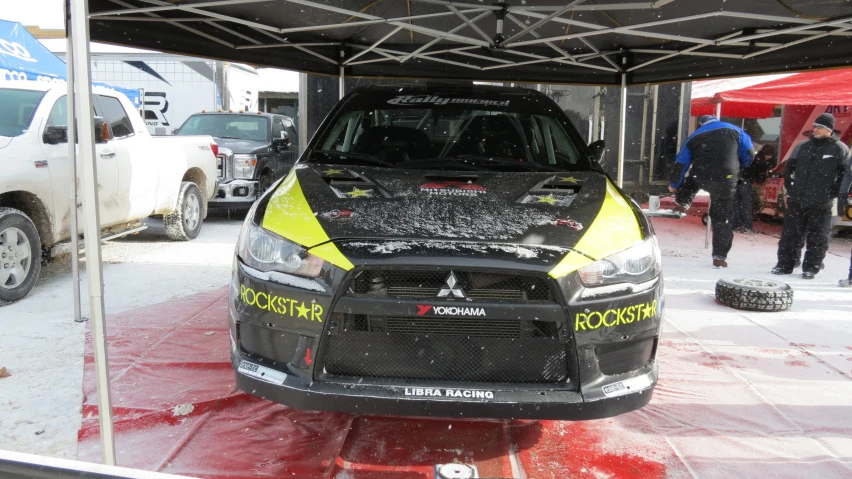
[697,115,716,126]
[814,113,835,131]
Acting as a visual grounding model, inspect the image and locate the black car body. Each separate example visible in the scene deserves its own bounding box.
[177,111,299,208]
[228,84,663,420]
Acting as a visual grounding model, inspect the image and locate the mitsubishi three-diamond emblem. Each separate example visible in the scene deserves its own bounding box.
[437,272,465,298]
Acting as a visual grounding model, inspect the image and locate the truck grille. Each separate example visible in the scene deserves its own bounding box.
[349,269,553,302]
[320,313,568,383]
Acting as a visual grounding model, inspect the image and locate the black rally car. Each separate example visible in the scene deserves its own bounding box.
[228,84,663,420]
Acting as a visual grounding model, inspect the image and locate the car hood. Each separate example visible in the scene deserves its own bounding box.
[0,136,14,150]
[213,137,269,153]
[260,164,646,273]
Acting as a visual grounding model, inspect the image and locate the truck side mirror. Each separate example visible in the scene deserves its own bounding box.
[43,125,68,144]
[273,130,291,151]
[94,117,110,144]
[588,139,606,161]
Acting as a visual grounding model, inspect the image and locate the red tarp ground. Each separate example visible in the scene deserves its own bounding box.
[691,69,852,119]
[76,286,851,478]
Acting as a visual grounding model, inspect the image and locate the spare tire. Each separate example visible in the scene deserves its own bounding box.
[715,278,793,312]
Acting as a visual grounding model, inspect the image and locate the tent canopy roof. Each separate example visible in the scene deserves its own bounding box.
[86,0,852,86]
[691,69,852,118]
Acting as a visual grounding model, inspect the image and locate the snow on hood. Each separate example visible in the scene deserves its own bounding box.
[282,164,610,248]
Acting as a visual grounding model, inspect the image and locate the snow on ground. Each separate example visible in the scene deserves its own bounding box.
[0,212,243,459]
[2,208,852,476]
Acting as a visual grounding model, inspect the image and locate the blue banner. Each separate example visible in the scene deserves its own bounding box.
[0,19,141,106]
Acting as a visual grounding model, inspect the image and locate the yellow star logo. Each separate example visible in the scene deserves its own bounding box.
[296,302,310,319]
[348,188,371,198]
[559,176,579,183]
[325,169,344,175]
[642,304,655,320]
[536,195,559,205]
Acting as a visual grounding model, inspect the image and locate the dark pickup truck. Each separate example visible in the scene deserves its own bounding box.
[176,111,299,208]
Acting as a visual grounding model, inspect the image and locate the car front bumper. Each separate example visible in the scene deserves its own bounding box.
[209,179,257,207]
[228,258,663,420]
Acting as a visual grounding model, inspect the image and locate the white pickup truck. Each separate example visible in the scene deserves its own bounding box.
[0,81,218,302]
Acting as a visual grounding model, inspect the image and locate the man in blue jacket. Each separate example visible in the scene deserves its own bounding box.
[668,115,754,268]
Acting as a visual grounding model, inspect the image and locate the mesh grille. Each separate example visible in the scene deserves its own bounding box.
[350,269,552,301]
[321,314,567,383]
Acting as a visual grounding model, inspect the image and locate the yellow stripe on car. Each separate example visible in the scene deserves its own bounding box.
[549,179,644,278]
[262,169,354,271]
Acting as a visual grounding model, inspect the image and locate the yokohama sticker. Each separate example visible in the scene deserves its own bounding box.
[238,361,287,386]
[416,304,486,317]
[404,387,495,399]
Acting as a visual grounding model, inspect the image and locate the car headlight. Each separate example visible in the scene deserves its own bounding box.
[578,238,661,286]
[234,154,257,179]
[237,223,324,277]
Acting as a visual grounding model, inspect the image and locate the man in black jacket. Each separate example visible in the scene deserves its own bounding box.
[772,113,851,279]
[669,115,754,268]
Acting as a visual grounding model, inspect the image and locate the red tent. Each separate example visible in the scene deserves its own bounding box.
[691,69,852,118]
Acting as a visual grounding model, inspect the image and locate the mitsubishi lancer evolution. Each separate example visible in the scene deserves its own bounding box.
[228,83,663,420]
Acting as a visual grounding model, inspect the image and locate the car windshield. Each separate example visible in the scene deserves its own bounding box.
[177,114,268,141]
[309,91,593,173]
[0,89,46,138]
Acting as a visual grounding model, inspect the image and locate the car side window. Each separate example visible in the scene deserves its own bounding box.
[95,94,135,139]
[46,96,68,127]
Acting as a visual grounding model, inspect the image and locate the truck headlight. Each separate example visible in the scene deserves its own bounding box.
[578,238,661,286]
[234,154,257,179]
[237,224,324,277]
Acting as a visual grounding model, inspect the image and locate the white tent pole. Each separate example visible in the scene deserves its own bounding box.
[617,72,627,188]
[69,0,116,465]
[339,66,344,100]
[65,8,83,324]
[715,102,722,118]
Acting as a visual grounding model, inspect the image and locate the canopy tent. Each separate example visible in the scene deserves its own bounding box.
[0,19,141,106]
[83,0,852,86]
[58,0,852,467]
[691,69,852,118]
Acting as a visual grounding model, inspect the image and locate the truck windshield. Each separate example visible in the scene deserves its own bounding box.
[309,94,593,173]
[0,89,45,138]
[177,114,268,141]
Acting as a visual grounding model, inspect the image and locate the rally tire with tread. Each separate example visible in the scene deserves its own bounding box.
[715,278,793,312]
[0,208,42,303]
[258,170,275,198]
[164,182,204,241]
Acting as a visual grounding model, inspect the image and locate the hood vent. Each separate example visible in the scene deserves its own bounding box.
[422,174,480,184]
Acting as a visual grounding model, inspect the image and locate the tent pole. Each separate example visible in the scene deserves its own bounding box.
[617,73,627,187]
[715,102,722,118]
[65,9,83,324]
[339,66,344,100]
[69,0,116,466]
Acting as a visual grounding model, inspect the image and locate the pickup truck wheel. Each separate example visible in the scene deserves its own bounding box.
[258,170,274,197]
[0,208,41,303]
[164,182,203,241]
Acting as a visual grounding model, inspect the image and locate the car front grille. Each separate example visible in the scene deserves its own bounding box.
[320,313,568,383]
[349,269,553,302]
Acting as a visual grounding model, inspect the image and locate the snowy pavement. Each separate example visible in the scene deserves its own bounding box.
[0,212,244,459]
[1,211,852,477]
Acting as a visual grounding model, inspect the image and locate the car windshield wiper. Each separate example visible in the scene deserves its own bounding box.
[407,155,563,172]
[310,149,394,167]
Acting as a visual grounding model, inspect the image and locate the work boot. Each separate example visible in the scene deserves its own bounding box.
[771,265,792,275]
[802,271,816,280]
[673,203,688,217]
[839,278,852,287]
[712,258,728,269]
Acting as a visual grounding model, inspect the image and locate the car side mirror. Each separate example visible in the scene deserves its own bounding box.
[273,130,291,151]
[588,139,606,161]
[43,125,68,144]
[94,117,110,144]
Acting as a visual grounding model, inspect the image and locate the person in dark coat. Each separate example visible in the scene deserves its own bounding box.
[669,115,754,268]
[733,144,776,232]
[772,113,851,279]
